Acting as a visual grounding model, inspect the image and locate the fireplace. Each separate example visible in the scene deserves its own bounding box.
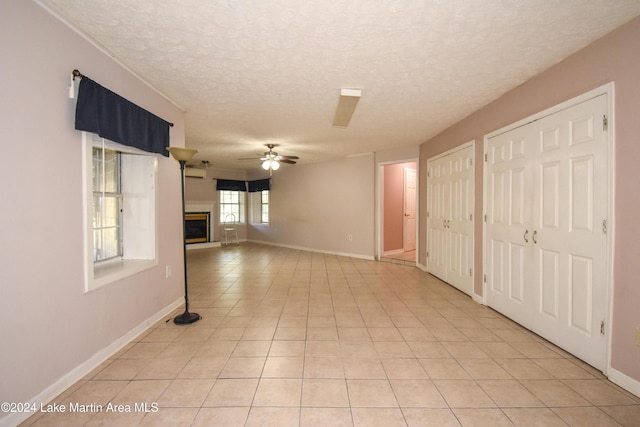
[185,212,209,244]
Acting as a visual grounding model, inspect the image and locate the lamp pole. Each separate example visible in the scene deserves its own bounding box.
[167,147,201,325]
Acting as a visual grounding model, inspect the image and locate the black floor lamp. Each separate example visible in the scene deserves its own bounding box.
[167,147,201,325]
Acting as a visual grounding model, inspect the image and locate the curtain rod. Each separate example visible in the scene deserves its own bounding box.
[71,69,174,127]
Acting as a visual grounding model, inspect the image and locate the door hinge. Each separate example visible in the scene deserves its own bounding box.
[484,214,487,222]
[600,320,605,335]
[469,214,473,221]
[603,115,608,131]
[427,170,431,178]
[602,219,607,234]
[483,274,487,283]
[484,153,488,162]
[469,158,473,167]
[469,268,472,276]
[426,251,429,258]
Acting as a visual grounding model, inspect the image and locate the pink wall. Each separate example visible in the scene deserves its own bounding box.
[0,1,186,422]
[419,17,640,385]
[383,162,416,252]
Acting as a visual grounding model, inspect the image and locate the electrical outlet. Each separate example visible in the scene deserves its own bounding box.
[635,328,640,347]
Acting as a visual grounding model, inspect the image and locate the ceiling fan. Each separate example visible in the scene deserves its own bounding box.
[239,144,299,173]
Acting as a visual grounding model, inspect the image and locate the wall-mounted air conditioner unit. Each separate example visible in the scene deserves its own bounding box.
[185,167,206,179]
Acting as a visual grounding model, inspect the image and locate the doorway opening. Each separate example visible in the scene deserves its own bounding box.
[379,160,417,265]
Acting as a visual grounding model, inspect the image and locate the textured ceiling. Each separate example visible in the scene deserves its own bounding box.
[40,0,640,171]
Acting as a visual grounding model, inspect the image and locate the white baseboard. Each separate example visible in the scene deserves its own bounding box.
[0,297,183,427]
[608,366,640,398]
[248,239,375,261]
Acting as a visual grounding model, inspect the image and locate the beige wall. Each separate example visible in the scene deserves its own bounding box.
[0,1,186,423]
[419,17,640,386]
[248,154,376,258]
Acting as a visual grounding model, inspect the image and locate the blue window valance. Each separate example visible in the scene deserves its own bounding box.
[215,179,271,192]
[248,178,271,192]
[74,75,172,156]
[216,179,247,191]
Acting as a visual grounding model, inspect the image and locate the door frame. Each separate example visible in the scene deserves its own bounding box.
[482,82,615,374]
[376,158,419,263]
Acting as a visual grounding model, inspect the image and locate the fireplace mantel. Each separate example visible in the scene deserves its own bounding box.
[185,201,220,249]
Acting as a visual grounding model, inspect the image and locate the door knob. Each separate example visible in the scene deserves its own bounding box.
[524,230,529,243]
[532,230,537,244]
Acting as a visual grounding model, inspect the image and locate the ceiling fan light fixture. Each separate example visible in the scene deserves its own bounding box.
[262,159,280,170]
[333,88,361,128]
[242,144,296,172]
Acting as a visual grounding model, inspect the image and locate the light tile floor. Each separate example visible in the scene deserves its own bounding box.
[23,243,640,426]
[381,250,416,266]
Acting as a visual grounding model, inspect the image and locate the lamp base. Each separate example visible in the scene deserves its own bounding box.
[173,311,201,325]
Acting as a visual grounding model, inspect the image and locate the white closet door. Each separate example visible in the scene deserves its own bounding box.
[485,93,608,369]
[530,94,608,368]
[447,146,474,295]
[427,157,449,281]
[427,144,474,296]
[485,125,533,322]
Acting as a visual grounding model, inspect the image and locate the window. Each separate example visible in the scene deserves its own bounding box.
[249,190,270,225]
[219,190,244,223]
[261,190,270,224]
[84,133,158,291]
[92,147,122,262]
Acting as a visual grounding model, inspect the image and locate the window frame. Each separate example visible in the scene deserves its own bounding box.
[249,190,270,226]
[260,190,270,224]
[83,133,159,292]
[219,190,245,224]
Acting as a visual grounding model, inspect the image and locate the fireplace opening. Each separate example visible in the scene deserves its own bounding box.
[185,212,209,244]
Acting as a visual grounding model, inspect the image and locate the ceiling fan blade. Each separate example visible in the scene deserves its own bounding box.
[238,157,263,160]
[280,159,296,164]
[278,155,299,160]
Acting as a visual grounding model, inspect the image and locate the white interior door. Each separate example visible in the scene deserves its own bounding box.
[447,146,474,295]
[485,93,609,369]
[403,168,417,252]
[427,156,449,281]
[485,125,533,322]
[531,94,608,368]
[427,144,474,296]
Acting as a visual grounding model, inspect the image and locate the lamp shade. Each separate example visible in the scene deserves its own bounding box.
[167,147,197,162]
